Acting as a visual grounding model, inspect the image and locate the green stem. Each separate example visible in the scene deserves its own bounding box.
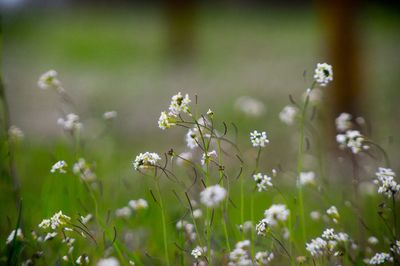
[156,180,170,266]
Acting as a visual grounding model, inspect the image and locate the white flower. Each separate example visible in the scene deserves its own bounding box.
[299,171,316,186]
[200,185,227,207]
[255,251,274,265]
[57,113,82,133]
[255,218,270,236]
[326,206,339,222]
[253,173,273,192]
[43,232,58,241]
[73,158,96,181]
[234,96,266,117]
[186,128,200,149]
[207,109,214,117]
[38,70,63,91]
[368,253,393,264]
[228,240,252,266]
[115,207,132,218]
[8,126,24,141]
[38,211,71,230]
[250,130,269,148]
[191,246,205,259]
[96,257,120,266]
[168,92,191,116]
[279,105,298,125]
[314,63,333,86]
[391,240,400,255]
[103,111,117,120]
[158,111,175,130]
[76,255,89,265]
[6,228,23,244]
[50,160,68,174]
[133,152,161,171]
[336,130,368,154]
[176,151,193,166]
[368,236,379,245]
[335,113,352,132]
[306,237,327,257]
[264,204,290,226]
[374,167,400,198]
[302,88,323,104]
[193,209,203,219]
[128,199,148,210]
[240,221,253,233]
[80,214,93,224]
[310,211,321,221]
[201,150,217,165]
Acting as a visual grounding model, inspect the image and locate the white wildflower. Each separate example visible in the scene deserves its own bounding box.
[335,113,352,132]
[128,199,148,210]
[229,240,252,266]
[368,236,379,245]
[43,232,58,241]
[207,109,214,117]
[191,246,205,259]
[168,92,191,116]
[38,70,63,91]
[80,214,93,224]
[176,151,193,166]
[57,113,82,133]
[368,253,393,264]
[279,105,298,125]
[253,173,273,192]
[306,237,327,257]
[299,171,316,186]
[264,204,290,226]
[391,240,400,255]
[255,251,274,265]
[115,207,132,218]
[186,128,200,149]
[103,111,117,120]
[96,257,120,266]
[255,218,270,236]
[76,254,89,265]
[38,211,71,230]
[336,130,368,154]
[200,185,227,207]
[133,152,161,171]
[50,160,68,174]
[201,150,217,165]
[240,221,253,233]
[158,111,175,130]
[374,167,400,198]
[8,126,24,141]
[326,206,339,222]
[6,228,23,244]
[234,96,266,117]
[314,63,333,87]
[250,130,269,148]
[310,211,321,221]
[192,209,203,219]
[73,158,96,181]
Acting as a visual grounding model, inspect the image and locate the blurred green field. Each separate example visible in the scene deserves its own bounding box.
[1,5,400,265]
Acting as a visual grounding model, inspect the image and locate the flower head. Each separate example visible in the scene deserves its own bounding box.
[314,63,333,86]
[368,253,393,264]
[306,237,327,257]
[250,130,269,147]
[299,171,316,186]
[255,251,274,265]
[38,70,63,91]
[256,218,270,236]
[264,204,290,226]
[374,167,399,198]
[51,160,68,174]
[158,111,175,130]
[279,105,298,125]
[186,128,200,149]
[200,185,227,207]
[103,111,117,120]
[73,158,96,181]
[191,246,205,259]
[201,150,217,165]
[38,211,71,230]
[57,113,82,133]
[133,152,161,171]
[336,130,368,154]
[6,228,23,244]
[128,199,148,210]
[8,126,24,141]
[253,173,273,192]
[168,92,191,116]
[96,257,120,266]
[335,113,352,132]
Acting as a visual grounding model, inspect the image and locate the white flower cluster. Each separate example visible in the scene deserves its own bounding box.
[96,257,120,266]
[103,110,117,120]
[73,158,97,181]
[6,228,24,244]
[133,152,161,171]
[51,160,68,174]
[186,128,200,149]
[335,113,352,132]
[299,171,316,186]
[306,228,350,258]
[76,254,89,265]
[191,246,206,259]
[200,184,227,208]
[234,96,266,117]
[336,130,368,154]
[116,199,148,218]
[228,240,252,266]
[201,150,217,165]
[326,206,340,223]
[8,125,24,141]
[57,113,82,133]
[253,173,273,192]
[391,240,400,255]
[264,204,290,226]
[255,251,274,265]
[255,218,270,236]
[176,220,197,242]
[158,92,191,130]
[279,105,298,125]
[374,167,400,198]
[314,63,333,87]
[38,211,71,230]
[368,252,393,264]
[38,70,63,92]
[250,130,269,148]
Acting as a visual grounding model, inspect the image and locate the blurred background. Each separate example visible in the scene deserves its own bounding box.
[2,0,400,145]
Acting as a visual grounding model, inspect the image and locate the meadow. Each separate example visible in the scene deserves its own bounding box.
[1,6,400,266]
